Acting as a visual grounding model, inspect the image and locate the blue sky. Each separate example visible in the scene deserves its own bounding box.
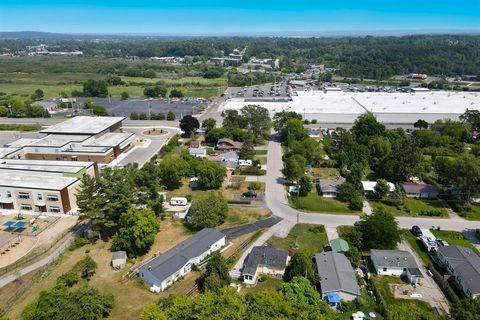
[0,0,479,34]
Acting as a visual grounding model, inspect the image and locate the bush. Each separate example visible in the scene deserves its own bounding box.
[73,255,97,280]
[248,182,262,190]
[349,195,364,211]
[69,236,89,251]
[419,210,444,217]
[258,274,268,282]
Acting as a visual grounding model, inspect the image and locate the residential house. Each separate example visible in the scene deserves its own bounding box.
[370,250,424,285]
[220,150,239,168]
[242,246,289,285]
[315,251,360,301]
[316,178,345,197]
[401,183,439,199]
[217,138,242,152]
[361,181,395,194]
[189,147,207,158]
[138,228,225,292]
[436,245,480,298]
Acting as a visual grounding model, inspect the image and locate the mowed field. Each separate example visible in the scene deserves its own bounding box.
[0,72,227,99]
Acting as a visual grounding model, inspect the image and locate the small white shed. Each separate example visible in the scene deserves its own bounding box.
[112,251,127,269]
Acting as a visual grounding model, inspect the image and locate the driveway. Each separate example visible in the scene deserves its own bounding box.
[398,240,450,313]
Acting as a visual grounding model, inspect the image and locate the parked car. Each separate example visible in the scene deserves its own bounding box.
[353,220,362,227]
[241,191,257,198]
[411,225,422,237]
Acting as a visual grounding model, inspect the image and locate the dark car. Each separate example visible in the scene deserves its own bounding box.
[411,225,422,237]
[353,220,362,227]
[241,191,257,198]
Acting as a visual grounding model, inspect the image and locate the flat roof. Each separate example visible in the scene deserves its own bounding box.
[83,132,134,147]
[0,147,20,158]
[0,159,94,174]
[5,138,42,148]
[29,134,89,147]
[224,90,480,119]
[0,170,79,190]
[40,116,125,135]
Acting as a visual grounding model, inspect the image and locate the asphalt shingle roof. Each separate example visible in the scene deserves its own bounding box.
[371,250,419,269]
[139,228,225,283]
[315,251,360,296]
[437,245,480,295]
[242,246,288,276]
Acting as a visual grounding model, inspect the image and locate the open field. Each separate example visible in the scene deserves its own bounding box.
[267,223,328,252]
[370,198,449,217]
[221,208,271,229]
[290,190,360,214]
[306,167,340,180]
[0,72,227,99]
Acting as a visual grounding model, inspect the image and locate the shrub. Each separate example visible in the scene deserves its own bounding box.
[258,274,268,282]
[69,236,89,251]
[248,182,262,190]
[349,195,364,211]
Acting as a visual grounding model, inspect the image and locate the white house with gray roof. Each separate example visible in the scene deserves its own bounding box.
[436,245,480,298]
[371,250,424,285]
[315,251,360,301]
[242,246,289,285]
[138,228,225,292]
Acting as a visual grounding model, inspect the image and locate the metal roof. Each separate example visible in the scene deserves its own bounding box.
[315,251,360,296]
[139,228,225,284]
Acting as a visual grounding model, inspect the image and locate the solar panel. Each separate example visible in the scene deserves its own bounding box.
[2,221,15,227]
[13,221,27,228]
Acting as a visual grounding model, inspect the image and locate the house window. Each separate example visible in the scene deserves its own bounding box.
[37,194,43,201]
[21,204,32,210]
[47,195,59,201]
[403,268,407,272]
[18,192,30,199]
[49,206,61,213]
[383,267,387,272]
[6,191,11,198]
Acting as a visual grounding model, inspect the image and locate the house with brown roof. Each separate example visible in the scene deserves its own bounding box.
[216,138,242,152]
[401,183,439,199]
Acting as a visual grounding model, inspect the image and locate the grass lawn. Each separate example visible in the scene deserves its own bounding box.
[370,198,449,218]
[289,190,360,214]
[401,230,431,265]
[254,149,268,155]
[255,156,267,165]
[431,230,480,255]
[267,223,328,252]
[306,167,340,180]
[372,276,433,316]
[6,219,195,320]
[221,208,271,229]
[462,205,480,221]
[241,277,283,293]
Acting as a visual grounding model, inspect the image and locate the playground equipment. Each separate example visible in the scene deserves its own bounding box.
[14,213,25,220]
[31,223,39,233]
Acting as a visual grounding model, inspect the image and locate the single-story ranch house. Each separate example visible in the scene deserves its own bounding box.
[371,249,424,285]
[401,183,439,199]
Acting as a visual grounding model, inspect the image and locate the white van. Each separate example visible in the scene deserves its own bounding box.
[238,159,252,167]
[170,197,188,206]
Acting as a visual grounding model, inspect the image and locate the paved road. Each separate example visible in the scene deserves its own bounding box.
[116,127,180,167]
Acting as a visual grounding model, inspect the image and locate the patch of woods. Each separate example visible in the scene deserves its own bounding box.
[278,108,480,216]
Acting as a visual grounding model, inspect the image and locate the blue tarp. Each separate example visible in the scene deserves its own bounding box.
[13,221,27,228]
[2,221,15,227]
[325,293,341,304]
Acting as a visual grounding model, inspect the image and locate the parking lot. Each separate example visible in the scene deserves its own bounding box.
[225,82,291,100]
[49,97,207,118]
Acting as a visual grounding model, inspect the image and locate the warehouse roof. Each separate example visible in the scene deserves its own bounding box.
[41,116,125,135]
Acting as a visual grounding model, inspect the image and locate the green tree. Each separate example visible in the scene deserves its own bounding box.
[83,79,108,97]
[180,115,200,136]
[187,192,228,230]
[450,298,480,320]
[280,276,332,314]
[112,208,160,257]
[76,174,100,222]
[28,105,46,118]
[144,85,167,98]
[460,109,480,131]
[282,155,306,182]
[273,111,302,131]
[201,118,216,133]
[283,250,319,286]
[241,105,272,138]
[223,110,248,129]
[158,154,190,190]
[374,179,390,199]
[0,105,8,117]
[359,206,400,249]
[139,112,148,120]
[167,110,175,121]
[352,113,386,145]
[298,175,312,197]
[121,91,129,100]
[280,118,308,144]
[413,119,429,129]
[368,136,391,168]
[239,139,255,160]
[169,89,184,98]
[73,255,97,280]
[91,104,108,116]
[130,112,139,120]
[197,252,231,293]
[196,160,226,189]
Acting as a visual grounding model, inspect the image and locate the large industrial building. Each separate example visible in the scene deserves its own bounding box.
[223,90,480,124]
